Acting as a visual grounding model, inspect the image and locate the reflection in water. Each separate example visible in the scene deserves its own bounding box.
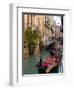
[22,49,49,75]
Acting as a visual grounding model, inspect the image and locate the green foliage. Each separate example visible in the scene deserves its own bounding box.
[24,26,40,47]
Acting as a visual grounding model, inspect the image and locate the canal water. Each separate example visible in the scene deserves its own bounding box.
[22,49,50,75]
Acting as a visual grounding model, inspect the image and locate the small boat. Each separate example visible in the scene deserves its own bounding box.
[36,55,60,73]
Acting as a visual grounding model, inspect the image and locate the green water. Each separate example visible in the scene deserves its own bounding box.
[22,49,50,75]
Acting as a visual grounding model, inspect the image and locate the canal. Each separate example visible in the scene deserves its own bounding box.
[22,48,50,75]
